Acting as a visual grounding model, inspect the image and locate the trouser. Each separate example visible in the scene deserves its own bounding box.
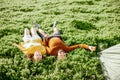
[38,27,61,40]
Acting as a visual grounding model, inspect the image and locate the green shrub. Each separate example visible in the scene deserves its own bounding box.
[0,0,120,80]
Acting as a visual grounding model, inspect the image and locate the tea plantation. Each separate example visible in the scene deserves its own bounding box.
[0,0,120,80]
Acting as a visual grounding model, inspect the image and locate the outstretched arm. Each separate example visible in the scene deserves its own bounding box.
[65,44,96,52]
[79,44,96,51]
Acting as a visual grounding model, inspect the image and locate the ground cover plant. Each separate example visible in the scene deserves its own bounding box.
[0,0,120,80]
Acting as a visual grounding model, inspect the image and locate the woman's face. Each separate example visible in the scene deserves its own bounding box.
[57,49,66,60]
[33,51,42,61]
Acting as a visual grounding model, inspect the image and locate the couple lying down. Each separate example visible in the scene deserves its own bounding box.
[15,21,96,61]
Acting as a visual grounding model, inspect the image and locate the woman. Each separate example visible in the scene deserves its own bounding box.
[14,28,46,61]
[35,21,96,60]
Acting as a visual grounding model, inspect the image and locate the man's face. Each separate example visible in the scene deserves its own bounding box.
[57,49,66,60]
[33,51,42,61]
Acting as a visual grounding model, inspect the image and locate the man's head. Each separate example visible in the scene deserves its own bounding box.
[57,49,66,60]
[33,51,42,61]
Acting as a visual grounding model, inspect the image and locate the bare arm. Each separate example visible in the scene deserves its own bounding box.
[45,46,52,55]
[43,35,49,46]
[65,44,96,52]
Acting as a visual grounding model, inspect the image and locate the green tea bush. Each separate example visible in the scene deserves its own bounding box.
[70,20,96,30]
[0,0,120,80]
[69,1,94,5]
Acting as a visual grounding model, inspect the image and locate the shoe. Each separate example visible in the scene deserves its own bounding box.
[53,21,58,28]
[34,22,40,29]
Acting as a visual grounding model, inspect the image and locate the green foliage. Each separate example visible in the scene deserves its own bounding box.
[0,0,120,80]
[70,20,96,30]
[69,0,94,5]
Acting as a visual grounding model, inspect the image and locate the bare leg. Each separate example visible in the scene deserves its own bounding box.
[31,28,41,40]
[23,28,31,42]
[38,29,48,38]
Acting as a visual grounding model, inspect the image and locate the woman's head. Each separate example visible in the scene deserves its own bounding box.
[57,49,66,60]
[33,51,42,61]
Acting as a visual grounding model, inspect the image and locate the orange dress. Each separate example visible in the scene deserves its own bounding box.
[43,37,89,56]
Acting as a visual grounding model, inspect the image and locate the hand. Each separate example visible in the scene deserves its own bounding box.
[44,34,49,41]
[44,34,49,38]
[89,46,96,52]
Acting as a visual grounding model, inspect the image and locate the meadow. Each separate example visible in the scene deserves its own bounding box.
[0,0,120,80]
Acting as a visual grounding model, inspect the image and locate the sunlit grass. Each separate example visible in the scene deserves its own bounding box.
[0,0,120,79]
